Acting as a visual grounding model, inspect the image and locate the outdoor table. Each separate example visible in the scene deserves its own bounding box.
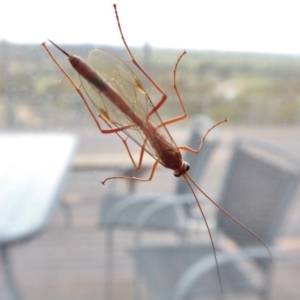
[0,133,77,299]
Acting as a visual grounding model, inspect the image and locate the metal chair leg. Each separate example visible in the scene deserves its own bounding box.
[105,228,114,300]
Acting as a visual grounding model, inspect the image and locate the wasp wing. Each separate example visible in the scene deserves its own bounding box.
[79,49,177,163]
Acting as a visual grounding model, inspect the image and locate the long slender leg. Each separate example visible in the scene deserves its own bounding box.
[114,5,188,124]
[178,118,228,154]
[101,159,160,185]
[98,114,148,170]
[158,50,188,127]
[113,5,168,116]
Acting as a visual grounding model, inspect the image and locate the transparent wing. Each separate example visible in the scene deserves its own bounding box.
[79,49,178,162]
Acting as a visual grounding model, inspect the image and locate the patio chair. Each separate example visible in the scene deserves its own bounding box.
[131,136,300,300]
[99,115,220,299]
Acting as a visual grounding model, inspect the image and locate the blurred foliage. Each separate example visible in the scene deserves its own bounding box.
[1,41,300,130]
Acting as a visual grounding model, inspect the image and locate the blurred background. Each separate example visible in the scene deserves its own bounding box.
[1,0,300,299]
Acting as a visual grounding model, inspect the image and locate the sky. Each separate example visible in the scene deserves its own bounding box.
[1,0,300,55]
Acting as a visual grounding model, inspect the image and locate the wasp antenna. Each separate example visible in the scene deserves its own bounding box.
[48,39,71,57]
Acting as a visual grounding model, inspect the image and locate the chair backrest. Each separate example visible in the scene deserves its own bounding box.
[131,137,300,300]
[217,137,300,250]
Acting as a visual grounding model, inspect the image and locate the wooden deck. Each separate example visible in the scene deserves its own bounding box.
[4,126,300,300]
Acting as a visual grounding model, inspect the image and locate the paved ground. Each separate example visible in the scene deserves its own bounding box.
[2,125,300,300]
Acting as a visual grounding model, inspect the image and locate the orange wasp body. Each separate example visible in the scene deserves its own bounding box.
[53,42,186,173]
[42,4,271,293]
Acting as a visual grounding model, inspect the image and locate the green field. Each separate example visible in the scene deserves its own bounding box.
[1,41,300,129]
